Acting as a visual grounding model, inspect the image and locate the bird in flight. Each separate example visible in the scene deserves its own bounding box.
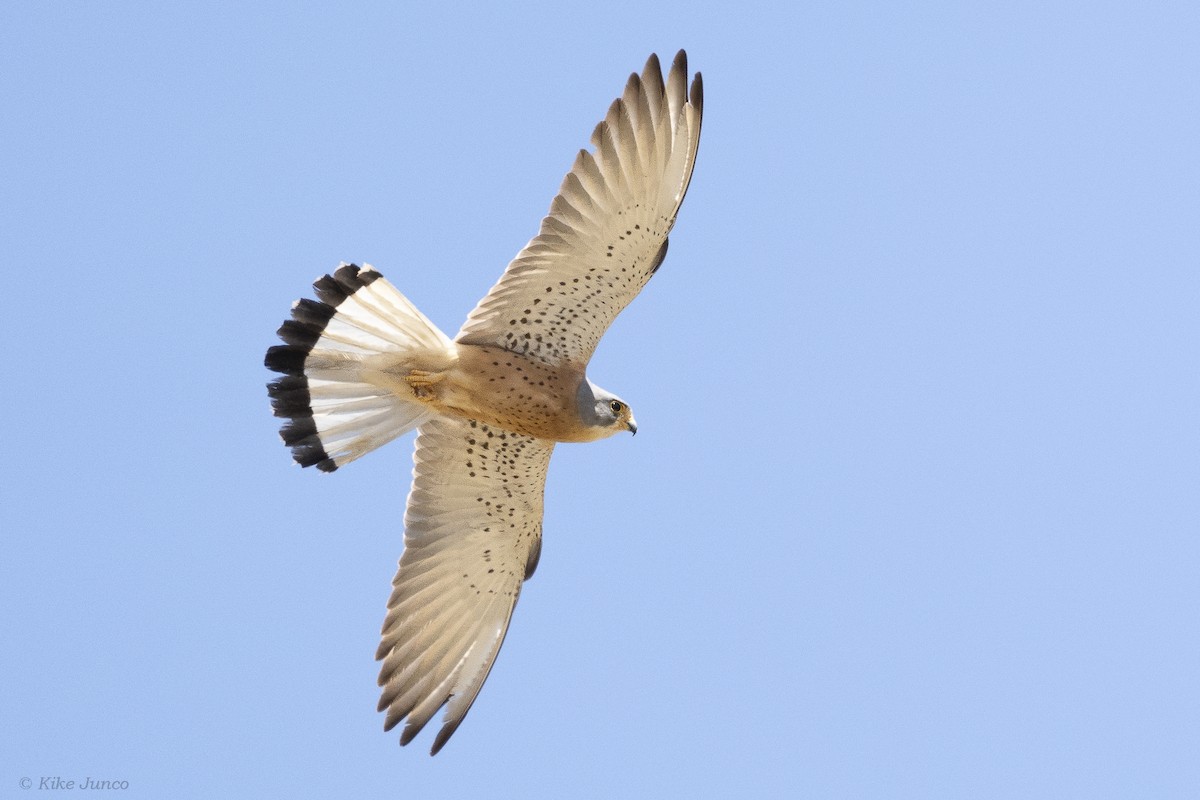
[264,51,702,754]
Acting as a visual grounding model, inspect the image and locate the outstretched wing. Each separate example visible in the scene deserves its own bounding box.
[376,416,554,754]
[456,50,703,367]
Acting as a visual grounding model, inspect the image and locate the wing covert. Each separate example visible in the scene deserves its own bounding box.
[455,50,703,367]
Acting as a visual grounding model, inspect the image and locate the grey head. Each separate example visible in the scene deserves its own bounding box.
[576,378,638,438]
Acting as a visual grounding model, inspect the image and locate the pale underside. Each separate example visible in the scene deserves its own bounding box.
[375,50,703,753]
[376,416,553,753]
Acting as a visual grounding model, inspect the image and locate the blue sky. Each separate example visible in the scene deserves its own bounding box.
[2,2,1198,797]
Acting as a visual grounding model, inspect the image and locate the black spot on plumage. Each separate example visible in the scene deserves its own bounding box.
[264,345,307,376]
[291,298,336,327]
[306,263,373,305]
[267,375,312,417]
[312,273,349,306]
[333,263,369,293]
[264,263,384,472]
[278,416,335,471]
[280,416,319,447]
[276,318,321,349]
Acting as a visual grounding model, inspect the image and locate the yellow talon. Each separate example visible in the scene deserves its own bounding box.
[404,369,441,399]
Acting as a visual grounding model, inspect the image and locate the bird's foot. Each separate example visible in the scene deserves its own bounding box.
[404,369,442,399]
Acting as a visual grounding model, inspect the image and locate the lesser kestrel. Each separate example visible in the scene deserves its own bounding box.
[265,51,702,754]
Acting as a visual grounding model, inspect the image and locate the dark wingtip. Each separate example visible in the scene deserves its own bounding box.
[625,69,642,94]
[671,49,688,80]
[399,720,426,747]
[649,237,669,275]
[430,721,462,756]
[643,52,661,78]
[524,536,542,579]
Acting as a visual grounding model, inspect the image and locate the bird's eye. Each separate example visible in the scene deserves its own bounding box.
[609,400,623,414]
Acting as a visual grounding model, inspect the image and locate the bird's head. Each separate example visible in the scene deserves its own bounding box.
[577,379,637,439]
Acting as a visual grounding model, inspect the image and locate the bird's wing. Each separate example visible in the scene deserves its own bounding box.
[376,415,554,754]
[455,50,703,367]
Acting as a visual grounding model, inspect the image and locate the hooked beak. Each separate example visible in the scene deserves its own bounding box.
[627,417,638,436]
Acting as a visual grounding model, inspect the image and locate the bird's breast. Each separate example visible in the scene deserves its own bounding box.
[433,345,595,442]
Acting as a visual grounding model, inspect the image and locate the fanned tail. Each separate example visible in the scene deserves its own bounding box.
[264,263,453,472]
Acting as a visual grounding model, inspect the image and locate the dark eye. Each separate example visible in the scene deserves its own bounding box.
[609,400,623,414]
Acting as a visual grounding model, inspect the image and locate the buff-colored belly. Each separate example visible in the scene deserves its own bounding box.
[371,344,598,442]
